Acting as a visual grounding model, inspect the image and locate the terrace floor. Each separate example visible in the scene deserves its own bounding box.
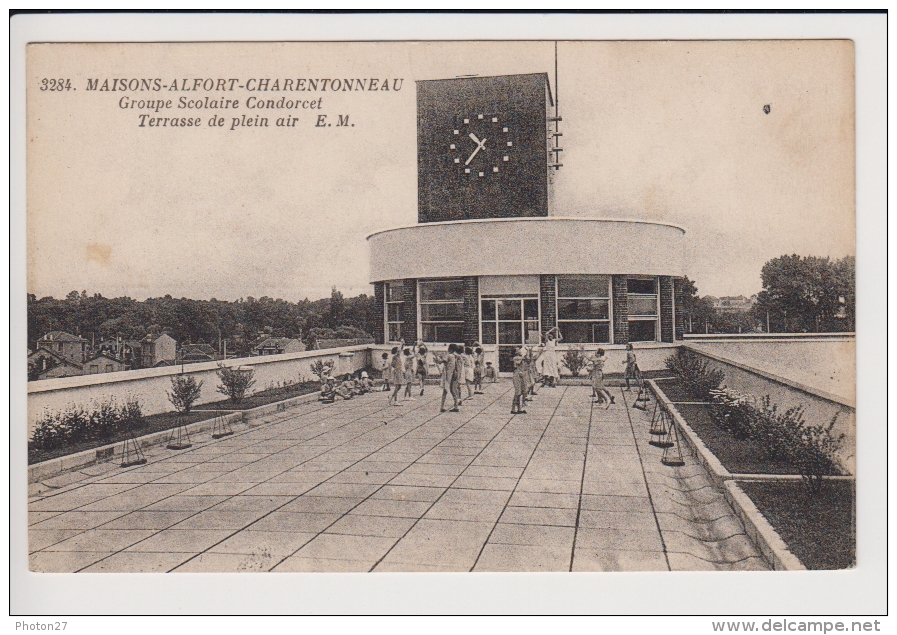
[28,382,768,572]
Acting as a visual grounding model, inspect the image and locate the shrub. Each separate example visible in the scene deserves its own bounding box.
[216,364,256,404]
[790,414,845,495]
[29,396,145,456]
[665,348,724,400]
[709,387,756,440]
[310,359,336,383]
[562,345,588,377]
[167,375,204,413]
[707,388,844,494]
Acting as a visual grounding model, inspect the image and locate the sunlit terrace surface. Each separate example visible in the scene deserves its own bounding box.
[29,383,767,573]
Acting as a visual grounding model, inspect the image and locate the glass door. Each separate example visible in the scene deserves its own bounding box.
[481,297,539,372]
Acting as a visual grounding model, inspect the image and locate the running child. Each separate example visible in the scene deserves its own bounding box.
[590,349,615,407]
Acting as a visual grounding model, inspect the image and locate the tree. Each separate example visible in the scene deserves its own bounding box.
[328,287,345,329]
[167,375,204,413]
[678,276,716,334]
[754,254,854,333]
[710,310,759,334]
[27,288,379,355]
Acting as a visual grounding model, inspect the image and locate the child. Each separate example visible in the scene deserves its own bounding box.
[436,345,460,413]
[521,346,537,401]
[360,371,373,392]
[403,349,416,400]
[336,374,355,399]
[590,349,615,408]
[484,361,497,383]
[381,352,391,392]
[388,346,405,406]
[415,341,429,397]
[531,344,546,394]
[623,343,637,391]
[348,373,364,396]
[461,346,475,402]
[473,346,485,394]
[319,377,336,403]
[432,351,448,412]
[449,344,463,410]
[542,327,562,388]
[511,351,527,415]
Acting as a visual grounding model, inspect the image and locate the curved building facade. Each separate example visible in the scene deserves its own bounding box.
[368,73,687,372]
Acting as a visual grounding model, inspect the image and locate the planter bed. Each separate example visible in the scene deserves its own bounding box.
[27,409,219,465]
[28,382,321,465]
[739,480,855,570]
[656,378,804,475]
[653,377,703,402]
[193,381,319,411]
[674,403,799,475]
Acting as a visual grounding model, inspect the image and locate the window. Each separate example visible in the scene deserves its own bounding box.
[628,276,658,342]
[556,275,611,343]
[420,279,464,343]
[384,280,404,342]
[105,364,114,373]
[89,365,99,374]
[481,297,539,346]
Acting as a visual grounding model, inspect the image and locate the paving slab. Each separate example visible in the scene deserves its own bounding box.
[28,384,769,572]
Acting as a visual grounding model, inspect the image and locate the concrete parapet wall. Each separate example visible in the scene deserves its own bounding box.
[27,346,371,435]
[683,334,855,406]
[684,345,855,475]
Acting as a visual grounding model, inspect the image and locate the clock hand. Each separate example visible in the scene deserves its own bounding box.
[465,137,487,165]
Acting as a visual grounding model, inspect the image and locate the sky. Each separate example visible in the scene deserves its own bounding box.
[26,40,855,302]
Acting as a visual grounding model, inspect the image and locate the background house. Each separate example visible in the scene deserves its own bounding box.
[711,295,758,313]
[83,352,127,374]
[141,333,177,367]
[252,337,306,356]
[179,342,219,364]
[36,331,88,364]
[28,348,83,380]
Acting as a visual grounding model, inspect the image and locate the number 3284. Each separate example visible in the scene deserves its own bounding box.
[40,78,73,91]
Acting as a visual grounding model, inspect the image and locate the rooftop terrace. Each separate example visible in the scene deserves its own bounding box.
[29,382,767,572]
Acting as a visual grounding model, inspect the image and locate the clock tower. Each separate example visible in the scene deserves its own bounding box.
[370,71,685,357]
[416,73,556,223]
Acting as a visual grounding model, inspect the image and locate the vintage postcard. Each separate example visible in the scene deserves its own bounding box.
[13,14,884,616]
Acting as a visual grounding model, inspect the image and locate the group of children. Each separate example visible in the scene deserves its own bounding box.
[378,341,500,411]
[381,340,501,412]
[318,371,374,403]
[319,334,640,416]
[428,342,495,412]
[381,339,431,406]
[510,345,543,414]
[511,341,637,414]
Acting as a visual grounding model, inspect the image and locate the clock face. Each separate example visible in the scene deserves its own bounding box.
[449,113,513,179]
